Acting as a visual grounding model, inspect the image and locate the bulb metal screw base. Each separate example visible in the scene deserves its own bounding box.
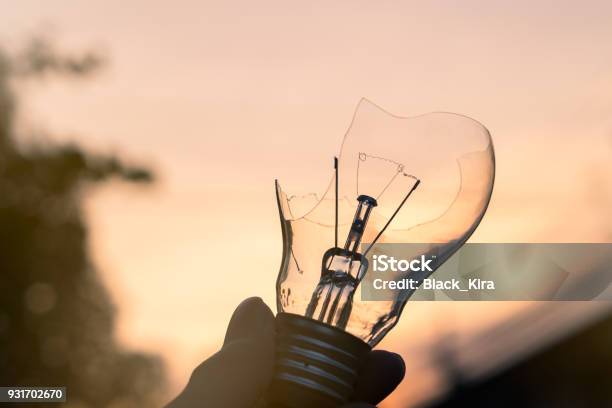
[267,313,371,408]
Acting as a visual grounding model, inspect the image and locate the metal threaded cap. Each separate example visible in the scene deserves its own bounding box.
[267,313,371,408]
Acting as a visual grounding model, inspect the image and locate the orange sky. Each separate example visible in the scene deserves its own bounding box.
[3,1,612,406]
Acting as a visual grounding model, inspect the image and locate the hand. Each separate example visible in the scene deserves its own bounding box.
[167,297,405,408]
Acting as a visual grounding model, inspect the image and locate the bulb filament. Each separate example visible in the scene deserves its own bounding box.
[305,155,421,329]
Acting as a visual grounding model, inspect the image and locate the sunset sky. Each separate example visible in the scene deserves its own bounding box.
[3,1,612,406]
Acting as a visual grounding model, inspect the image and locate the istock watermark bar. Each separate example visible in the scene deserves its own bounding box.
[360,243,612,301]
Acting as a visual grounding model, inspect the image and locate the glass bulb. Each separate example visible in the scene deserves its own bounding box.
[268,99,495,408]
[275,99,495,346]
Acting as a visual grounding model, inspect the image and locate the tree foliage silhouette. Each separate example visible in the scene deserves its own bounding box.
[0,38,165,407]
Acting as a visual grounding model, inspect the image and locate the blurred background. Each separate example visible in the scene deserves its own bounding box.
[1,1,611,407]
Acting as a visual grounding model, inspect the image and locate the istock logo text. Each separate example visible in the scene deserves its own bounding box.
[372,254,434,273]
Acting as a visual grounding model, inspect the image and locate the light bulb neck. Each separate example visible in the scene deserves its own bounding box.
[266,313,371,408]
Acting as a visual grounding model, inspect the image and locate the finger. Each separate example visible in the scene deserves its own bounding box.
[167,298,276,408]
[223,297,275,346]
[351,350,405,405]
[168,337,275,408]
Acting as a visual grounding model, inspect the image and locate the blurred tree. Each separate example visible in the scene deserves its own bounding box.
[0,38,165,407]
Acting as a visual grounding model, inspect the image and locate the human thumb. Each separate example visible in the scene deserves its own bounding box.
[167,297,275,408]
